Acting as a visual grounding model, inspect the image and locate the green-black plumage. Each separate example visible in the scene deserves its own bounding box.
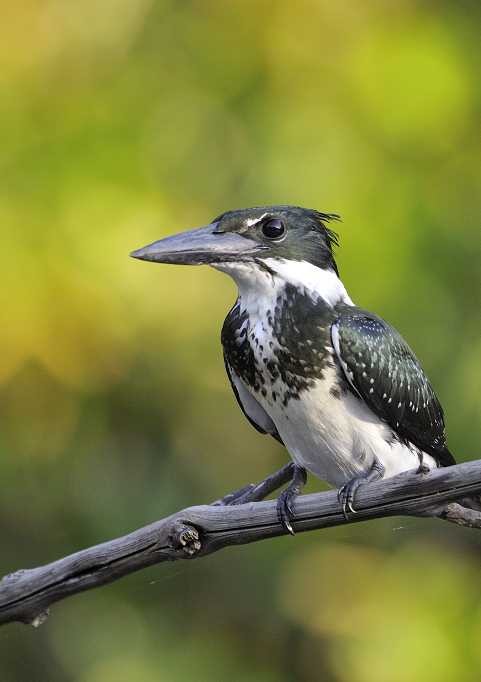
[332,308,454,466]
[131,204,456,528]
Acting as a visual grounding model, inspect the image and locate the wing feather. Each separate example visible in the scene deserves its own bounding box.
[331,309,454,466]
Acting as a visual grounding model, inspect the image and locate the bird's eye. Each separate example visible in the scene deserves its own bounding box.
[262,218,286,240]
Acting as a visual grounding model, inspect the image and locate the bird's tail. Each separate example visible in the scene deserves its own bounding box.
[438,446,456,467]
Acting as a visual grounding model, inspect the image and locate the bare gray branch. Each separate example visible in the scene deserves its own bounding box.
[1,459,481,627]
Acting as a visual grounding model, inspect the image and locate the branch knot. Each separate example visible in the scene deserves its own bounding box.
[169,522,202,556]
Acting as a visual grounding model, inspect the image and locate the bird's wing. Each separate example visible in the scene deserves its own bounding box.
[224,357,284,444]
[331,308,454,466]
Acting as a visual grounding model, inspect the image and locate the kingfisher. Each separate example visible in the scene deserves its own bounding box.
[131,206,455,533]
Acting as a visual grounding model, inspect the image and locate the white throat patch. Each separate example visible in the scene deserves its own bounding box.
[213,258,353,310]
[261,258,353,307]
[212,261,277,317]
[213,258,354,332]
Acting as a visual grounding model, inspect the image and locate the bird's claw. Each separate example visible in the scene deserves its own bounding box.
[338,458,385,520]
[337,482,359,520]
[276,465,307,535]
[277,489,296,535]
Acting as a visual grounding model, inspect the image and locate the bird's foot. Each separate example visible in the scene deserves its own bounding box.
[338,458,385,520]
[212,463,295,507]
[276,465,307,535]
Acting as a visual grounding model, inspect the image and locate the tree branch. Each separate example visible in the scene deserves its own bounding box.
[1,459,481,628]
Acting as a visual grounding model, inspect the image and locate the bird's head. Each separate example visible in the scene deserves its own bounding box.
[131,206,341,278]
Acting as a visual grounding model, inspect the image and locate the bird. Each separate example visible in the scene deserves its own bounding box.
[131,205,455,533]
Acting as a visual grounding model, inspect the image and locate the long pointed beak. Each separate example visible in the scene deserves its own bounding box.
[130,223,264,265]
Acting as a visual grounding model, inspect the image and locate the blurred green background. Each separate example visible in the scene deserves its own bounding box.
[1,1,480,680]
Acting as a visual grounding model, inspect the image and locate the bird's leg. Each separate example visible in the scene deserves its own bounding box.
[338,457,385,520]
[213,483,257,506]
[276,465,307,536]
[214,463,307,535]
[212,463,295,506]
[416,451,430,475]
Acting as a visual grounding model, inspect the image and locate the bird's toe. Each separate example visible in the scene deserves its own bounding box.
[338,478,363,519]
[277,490,296,535]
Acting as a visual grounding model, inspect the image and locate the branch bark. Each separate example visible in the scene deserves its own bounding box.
[1,459,481,628]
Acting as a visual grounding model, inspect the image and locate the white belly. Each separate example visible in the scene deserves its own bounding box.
[221,266,438,488]
[254,366,436,487]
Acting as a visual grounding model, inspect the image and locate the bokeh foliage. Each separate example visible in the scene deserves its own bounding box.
[1,1,480,680]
